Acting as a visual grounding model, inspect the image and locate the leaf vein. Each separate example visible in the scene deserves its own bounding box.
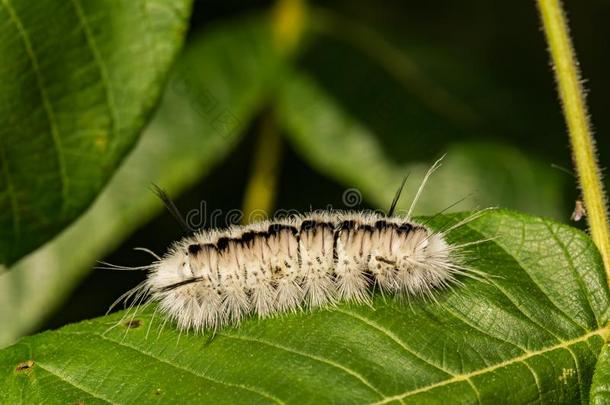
[374,328,606,403]
[69,0,118,145]
[465,216,586,338]
[522,359,544,403]
[441,304,529,354]
[0,0,69,208]
[334,308,454,376]
[92,332,285,404]
[35,361,116,404]
[543,220,599,328]
[485,277,565,342]
[565,346,585,404]
[221,333,385,399]
[466,378,482,405]
[496,218,587,333]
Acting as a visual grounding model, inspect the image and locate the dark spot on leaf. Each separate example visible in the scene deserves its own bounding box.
[15,360,34,372]
[124,319,142,329]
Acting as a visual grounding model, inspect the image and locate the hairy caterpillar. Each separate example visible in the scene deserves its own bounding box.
[106,158,486,333]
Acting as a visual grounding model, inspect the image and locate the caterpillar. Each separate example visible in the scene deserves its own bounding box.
[106,158,486,333]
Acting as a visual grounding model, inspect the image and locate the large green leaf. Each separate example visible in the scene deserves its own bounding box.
[1,210,608,403]
[0,0,192,265]
[0,16,280,347]
[276,72,567,219]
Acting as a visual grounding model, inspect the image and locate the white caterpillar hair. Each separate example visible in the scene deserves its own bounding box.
[105,157,487,333]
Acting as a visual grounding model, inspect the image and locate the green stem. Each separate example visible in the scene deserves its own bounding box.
[537,0,610,277]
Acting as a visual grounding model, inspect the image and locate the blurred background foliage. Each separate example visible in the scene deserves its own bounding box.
[1,0,609,347]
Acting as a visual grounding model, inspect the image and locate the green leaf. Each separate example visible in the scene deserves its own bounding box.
[1,210,608,403]
[590,344,610,404]
[276,72,568,219]
[0,15,279,347]
[0,0,192,265]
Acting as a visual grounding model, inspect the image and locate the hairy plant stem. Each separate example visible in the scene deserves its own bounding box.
[537,0,610,278]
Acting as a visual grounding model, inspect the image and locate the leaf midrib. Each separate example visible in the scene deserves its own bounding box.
[69,0,118,148]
